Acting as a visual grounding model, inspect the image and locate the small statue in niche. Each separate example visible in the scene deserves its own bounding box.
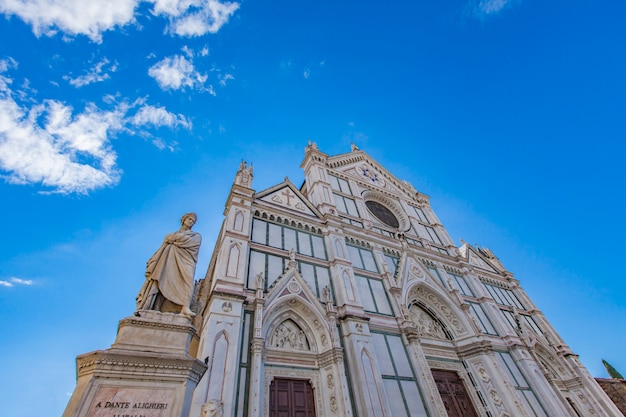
[322,285,332,303]
[136,212,201,317]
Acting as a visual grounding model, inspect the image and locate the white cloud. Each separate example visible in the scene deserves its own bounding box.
[0,0,138,42]
[64,58,118,87]
[0,60,191,193]
[11,277,33,285]
[0,0,240,42]
[218,73,233,86]
[470,0,520,18]
[148,54,209,91]
[303,68,310,79]
[132,104,191,129]
[0,277,34,287]
[153,0,240,37]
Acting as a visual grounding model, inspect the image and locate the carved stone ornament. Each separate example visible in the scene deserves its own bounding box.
[409,304,447,340]
[269,319,310,351]
[221,301,232,312]
[330,396,338,413]
[200,400,224,417]
[287,280,301,294]
[409,286,467,336]
[326,374,335,389]
[409,264,424,279]
[477,366,491,383]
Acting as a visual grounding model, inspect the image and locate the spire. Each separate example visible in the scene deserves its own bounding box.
[234,160,254,188]
[602,359,624,379]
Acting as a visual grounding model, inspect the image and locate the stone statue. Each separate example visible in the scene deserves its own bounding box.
[136,212,201,317]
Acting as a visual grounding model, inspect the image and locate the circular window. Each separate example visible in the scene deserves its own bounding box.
[365,200,400,228]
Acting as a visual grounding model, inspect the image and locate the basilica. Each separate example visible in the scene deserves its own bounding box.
[185,143,621,417]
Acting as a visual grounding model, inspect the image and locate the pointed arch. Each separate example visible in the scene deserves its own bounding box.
[360,348,386,417]
[206,330,230,403]
[233,211,244,232]
[405,281,473,339]
[263,297,331,355]
[408,302,453,340]
[226,243,240,278]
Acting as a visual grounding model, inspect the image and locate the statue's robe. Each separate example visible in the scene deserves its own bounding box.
[136,229,202,310]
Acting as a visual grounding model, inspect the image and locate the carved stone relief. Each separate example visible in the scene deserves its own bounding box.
[409,304,448,340]
[268,319,310,351]
[408,285,467,337]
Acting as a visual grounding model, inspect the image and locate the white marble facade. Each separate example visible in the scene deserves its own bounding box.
[189,146,621,417]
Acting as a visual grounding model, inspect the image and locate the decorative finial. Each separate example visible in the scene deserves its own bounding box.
[350,143,359,151]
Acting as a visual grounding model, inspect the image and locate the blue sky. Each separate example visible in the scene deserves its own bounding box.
[1,0,625,415]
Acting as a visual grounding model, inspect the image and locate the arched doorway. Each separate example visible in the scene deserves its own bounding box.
[269,378,316,417]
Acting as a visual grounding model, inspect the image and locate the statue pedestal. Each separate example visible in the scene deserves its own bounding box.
[63,310,207,417]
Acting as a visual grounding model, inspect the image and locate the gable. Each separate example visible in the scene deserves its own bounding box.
[256,181,321,218]
[340,162,405,195]
[467,248,498,273]
[325,150,429,204]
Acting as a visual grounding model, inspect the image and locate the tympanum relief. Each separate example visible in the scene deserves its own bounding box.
[269,319,310,351]
[409,304,448,340]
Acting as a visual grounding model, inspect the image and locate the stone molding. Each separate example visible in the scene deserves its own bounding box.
[76,350,207,383]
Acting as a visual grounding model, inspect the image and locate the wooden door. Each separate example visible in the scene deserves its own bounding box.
[269,378,315,417]
[431,369,480,417]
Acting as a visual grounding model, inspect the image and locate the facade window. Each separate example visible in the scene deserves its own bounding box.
[247,250,286,289]
[495,352,548,417]
[356,275,393,315]
[341,216,364,228]
[425,226,443,245]
[329,175,353,195]
[468,302,498,335]
[235,311,253,417]
[405,237,423,247]
[382,253,399,276]
[483,283,525,310]
[427,266,446,287]
[298,261,332,299]
[447,272,474,296]
[252,218,326,260]
[371,332,429,416]
[346,244,378,272]
[247,249,331,299]
[373,227,395,238]
[334,193,360,217]
[410,206,430,224]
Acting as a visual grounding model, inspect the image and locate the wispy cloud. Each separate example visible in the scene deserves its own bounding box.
[148,54,211,92]
[218,73,234,86]
[0,59,191,194]
[0,0,240,42]
[0,277,34,287]
[63,58,118,87]
[131,104,191,129]
[469,0,520,18]
[153,0,240,37]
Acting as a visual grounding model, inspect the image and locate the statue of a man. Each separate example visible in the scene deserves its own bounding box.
[136,212,201,317]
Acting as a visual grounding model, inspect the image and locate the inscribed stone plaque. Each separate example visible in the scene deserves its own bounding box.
[87,386,174,417]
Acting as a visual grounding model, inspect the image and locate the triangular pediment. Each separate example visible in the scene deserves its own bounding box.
[397,255,437,289]
[326,149,429,204]
[256,180,321,218]
[466,247,498,273]
[265,263,324,313]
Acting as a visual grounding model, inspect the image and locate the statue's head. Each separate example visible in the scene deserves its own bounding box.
[181,212,198,226]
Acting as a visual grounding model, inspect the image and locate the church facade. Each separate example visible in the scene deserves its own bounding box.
[189,143,620,417]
